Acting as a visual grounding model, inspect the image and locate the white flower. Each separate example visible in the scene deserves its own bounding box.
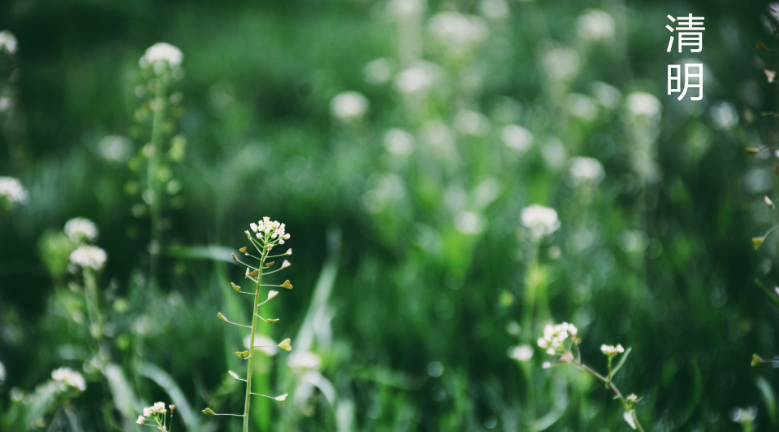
[731,406,757,423]
[249,217,290,244]
[509,345,533,361]
[142,401,167,417]
[501,125,533,152]
[576,10,615,41]
[591,82,622,109]
[624,410,637,429]
[394,62,440,94]
[542,361,552,369]
[136,416,145,425]
[139,42,183,70]
[0,31,17,54]
[521,205,560,240]
[329,91,368,121]
[569,157,604,185]
[64,218,99,243]
[538,322,578,356]
[51,367,86,392]
[455,111,490,136]
[98,135,133,163]
[625,92,661,118]
[0,177,28,205]
[427,12,488,52]
[710,102,738,130]
[600,344,624,356]
[364,58,394,84]
[565,94,598,121]
[69,245,107,271]
[454,211,485,234]
[383,128,415,155]
[287,351,322,370]
[540,45,580,82]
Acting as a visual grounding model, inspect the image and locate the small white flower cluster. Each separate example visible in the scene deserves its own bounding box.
[569,157,604,185]
[70,245,107,271]
[0,30,17,54]
[139,42,183,72]
[64,218,99,243]
[330,91,369,121]
[143,401,167,417]
[537,322,578,356]
[51,367,86,392]
[250,217,291,244]
[730,406,757,424]
[521,205,560,240]
[0,176,28,205]
[600,344,624,356]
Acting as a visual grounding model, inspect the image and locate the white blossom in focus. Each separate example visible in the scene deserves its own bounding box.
[501,125,533,151]
[249,217,291,244]
[64,218,99,243]
[600,344,624,356]
[521,205,560,240]
[538,322,578,356]
[142,402,167,417]
[0,31,17,54]
[51,367,86,392]
[139,42,183,70]
[329,91,368,121]
[576,10,615,41]
[69,245,107,271]
[0,177,28,205]
[569,157,604,185]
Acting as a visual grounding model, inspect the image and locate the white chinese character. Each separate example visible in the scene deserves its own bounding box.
[668,63,703,101]
[666,14,705,53]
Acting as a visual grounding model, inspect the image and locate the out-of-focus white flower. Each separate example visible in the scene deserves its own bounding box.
[542,361,552,369]
[387,0,425,20]
[427,12,488,52]
[136,416,145,425]
[454,211,485,234]
[625,92,661,118]
[501,125,533,151]
[600,344,624,356]
[288,351,322,370]
[245,334,278,356]
[731,406,757,423]
[538,322,578,355]
[591,82,622,109]
[710,102,738,130]
[565,93,598,121]
[98,135,133,163]
[0,31,17,54]
[329,91,368,121]
[624,411,637,429]
[455,110,490,136]
[521,205,560,240]
[540,45,580,82]
[51,367,86,392]
[364,58,394,84]
[509,345,533,361]
[384,128,414,155]
[394,61,440,94]
[64,218,99,243]
[69,245,107,271]
[421,120,456,155]
[479,0,509,19]
[0,177,28,205]
[569,157,604,185]
[576,10,615,41]
[0,97,11,112]
[249,217,291,244]
[139,42,183,70]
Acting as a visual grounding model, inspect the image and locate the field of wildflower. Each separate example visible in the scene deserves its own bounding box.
[2,0,779,431]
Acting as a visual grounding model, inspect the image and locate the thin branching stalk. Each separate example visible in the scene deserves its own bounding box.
[243,234,267,432]
[570,359,645,432]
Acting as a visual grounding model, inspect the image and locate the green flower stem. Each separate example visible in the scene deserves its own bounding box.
[148,73,167,288]
[243,234,268,432]
[82,268,102,348]
[571,359,645,432]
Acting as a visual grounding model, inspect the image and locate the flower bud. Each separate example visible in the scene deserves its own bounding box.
[277,338,292,352]
[281,260,291,269]
[285,249,292,255]
[231,253,239,262]
[202,408,215,415]
[267,290,278,301]
[266,318,279,323]
[274,394,288,401]
[235,351,250,359]
[228,371,241,381]
[239,246,247,253]
[217,312,228,322]
[281,280,293,289]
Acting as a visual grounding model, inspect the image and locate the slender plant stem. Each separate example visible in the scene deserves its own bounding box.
[572,359,646,432]
[243,238,267,432]
[148,73,167,288]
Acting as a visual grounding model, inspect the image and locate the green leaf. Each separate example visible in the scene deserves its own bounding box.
[609,347,632,379]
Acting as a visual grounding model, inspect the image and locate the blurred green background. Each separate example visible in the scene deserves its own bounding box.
[1,0,779,430]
